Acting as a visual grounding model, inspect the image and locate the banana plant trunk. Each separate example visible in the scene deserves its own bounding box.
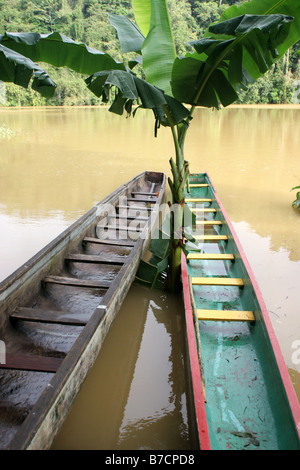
[166,111,190,292]
[167,196,185,293]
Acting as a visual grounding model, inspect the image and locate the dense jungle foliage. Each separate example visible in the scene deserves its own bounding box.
[0,0,299,106]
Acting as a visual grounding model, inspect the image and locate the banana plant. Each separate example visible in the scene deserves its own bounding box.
[291,185,300,209]
[0,43,56,97]
[1,0,300,291]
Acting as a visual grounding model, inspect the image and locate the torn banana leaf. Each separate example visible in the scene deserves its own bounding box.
[135,227,170,289]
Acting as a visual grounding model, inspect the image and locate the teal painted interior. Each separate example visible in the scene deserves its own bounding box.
[185,173,300,450]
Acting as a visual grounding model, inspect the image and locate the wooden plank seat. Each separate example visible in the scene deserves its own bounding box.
[185,198,212,203]
[191,208,216,213]
[131,191,157,196]
[197,309,255,322]
[187,253,234,261]
[117,215,149,221]
[196,220,222,225]
[83,237,136,247]
[65,253,126,265]
[189,184,209,187]
[117,205,152,211]
[42,276,111,289]
[192,277,244,287]
[126,197,157,203]
[102,224,143,232]
[193,235,228,241]
[0,354,64,372]
[11,307,87,326]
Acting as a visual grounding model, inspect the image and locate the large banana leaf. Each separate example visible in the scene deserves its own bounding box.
[135,220,171,289]
[132,0,151,37]
[0,29,189,127]
[108,14,144,53]
[0,44,56,97]
[141,0,176,96]
[109,0,178,96]
[171,14,295,108]
[206,14,292,80]
[1,1,299,112]
[172,55,239,108]
[85,69,190,126]
[219,0,300,56]
[0,32,126,75]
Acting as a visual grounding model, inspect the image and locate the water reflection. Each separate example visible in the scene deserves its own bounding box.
[52,285,195,450]
[0,212,70,280]
[231,221,300,371]
[0,106,171,215]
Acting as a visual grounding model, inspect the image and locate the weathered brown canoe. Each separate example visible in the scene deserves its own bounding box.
[0,171,166,450]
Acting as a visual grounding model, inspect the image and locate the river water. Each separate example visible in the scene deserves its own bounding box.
[0,105,299,449]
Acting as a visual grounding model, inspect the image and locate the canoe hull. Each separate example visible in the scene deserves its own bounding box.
[0,171,166,450]
[182,172,300,450]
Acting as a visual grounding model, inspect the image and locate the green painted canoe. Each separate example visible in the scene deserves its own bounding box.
[182,172,300,450]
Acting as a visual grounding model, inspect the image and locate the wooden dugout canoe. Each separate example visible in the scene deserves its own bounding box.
[0,171,166,450]
[182,172,300,450]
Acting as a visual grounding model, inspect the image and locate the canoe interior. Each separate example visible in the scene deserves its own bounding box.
[183,172,300,450]
[0,170,165,450]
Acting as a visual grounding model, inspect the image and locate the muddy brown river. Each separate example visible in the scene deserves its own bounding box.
[0,105,299,449]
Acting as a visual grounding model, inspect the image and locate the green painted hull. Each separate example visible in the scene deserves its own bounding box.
[183,173,300,450]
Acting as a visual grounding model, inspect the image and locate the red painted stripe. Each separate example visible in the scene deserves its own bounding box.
[206,172,300,438]
[181,250,211,450]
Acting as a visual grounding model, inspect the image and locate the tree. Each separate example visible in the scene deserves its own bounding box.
[192,0,227,35]
[0,0,300,291]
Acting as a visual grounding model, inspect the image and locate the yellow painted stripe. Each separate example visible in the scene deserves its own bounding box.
[196,220,222,225]
[193,235,228,241]
[189,184,209,187]
[192,277,244,287]
[187,253,234,261]
[186,198,212,202]
[191,208,216,213]
[197,309,255,322]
